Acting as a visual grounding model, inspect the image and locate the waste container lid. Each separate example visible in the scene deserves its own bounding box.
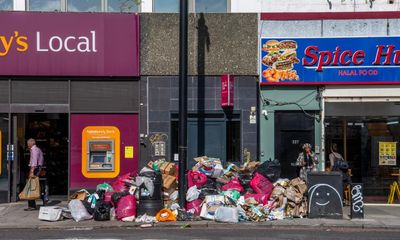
[307,171,342,176]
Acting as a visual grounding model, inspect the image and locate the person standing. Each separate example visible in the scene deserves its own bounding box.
[329,143,351,184]
[296,143,318,181]
[25,138,48,211]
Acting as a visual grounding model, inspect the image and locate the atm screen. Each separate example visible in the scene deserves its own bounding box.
[92,155,106,163]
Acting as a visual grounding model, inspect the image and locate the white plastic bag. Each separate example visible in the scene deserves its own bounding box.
[68,199,92,222]
[186,186,200,202]
[214,207,239,223]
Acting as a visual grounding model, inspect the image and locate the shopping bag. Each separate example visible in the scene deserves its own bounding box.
[19,176,41,200]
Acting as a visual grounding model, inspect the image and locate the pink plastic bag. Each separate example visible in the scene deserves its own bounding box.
[221,178,244,193]
[250,172,273,196]
[244,193,270,205]
[116,194,136,220]
[186,199,203,216]
[188,170,208,188]
[111,173,131,192]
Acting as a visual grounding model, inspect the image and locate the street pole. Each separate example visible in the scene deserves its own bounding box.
[178,0,188,208]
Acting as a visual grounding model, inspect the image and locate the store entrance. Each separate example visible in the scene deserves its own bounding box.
[15,113,68,199]
[325,102,400,202]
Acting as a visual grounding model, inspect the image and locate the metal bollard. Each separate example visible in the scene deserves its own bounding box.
[350,183,364,219]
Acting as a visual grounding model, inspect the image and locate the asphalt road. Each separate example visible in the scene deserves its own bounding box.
[1,227,400,240]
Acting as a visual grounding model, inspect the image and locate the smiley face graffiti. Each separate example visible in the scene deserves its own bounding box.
[308,183,343,215]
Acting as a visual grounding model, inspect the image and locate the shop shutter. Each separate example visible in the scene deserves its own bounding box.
[11,81,69,104]
[70,81,139,112]
[0,81,8,103]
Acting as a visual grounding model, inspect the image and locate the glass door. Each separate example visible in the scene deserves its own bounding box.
[0,114,9,203]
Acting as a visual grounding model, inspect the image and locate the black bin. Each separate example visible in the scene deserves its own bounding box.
[307,171,343,219]
[137,171,164,216]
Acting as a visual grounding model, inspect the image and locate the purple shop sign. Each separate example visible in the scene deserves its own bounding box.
[0,12,139,77]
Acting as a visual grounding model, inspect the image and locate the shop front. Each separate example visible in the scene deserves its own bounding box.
[0,12,140,202]
[260,35,400,201]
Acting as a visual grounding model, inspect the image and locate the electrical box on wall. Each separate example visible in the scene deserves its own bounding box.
[82,126,120,178]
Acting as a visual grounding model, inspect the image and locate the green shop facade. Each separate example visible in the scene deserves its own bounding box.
[259,32,400,199]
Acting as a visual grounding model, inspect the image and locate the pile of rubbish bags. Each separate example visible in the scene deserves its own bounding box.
[55,157,308,223]
[183,156,308,222]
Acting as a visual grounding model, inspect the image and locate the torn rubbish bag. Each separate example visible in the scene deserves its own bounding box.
[155,208,176,222]
[186,185,201,202]
[250,172,273,197]
[186,199,203,216]
[188,170,207,188]
[221,178,244,193]
[68,199,92,222]
[244,193,269,206]
[116,194,136,220]
[83,190,105,215]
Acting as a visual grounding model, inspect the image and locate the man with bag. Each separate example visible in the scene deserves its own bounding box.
[23,138,49,211]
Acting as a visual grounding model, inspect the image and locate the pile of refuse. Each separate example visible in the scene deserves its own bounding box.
[39,157,308,223]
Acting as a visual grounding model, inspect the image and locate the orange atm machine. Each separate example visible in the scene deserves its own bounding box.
[82,126,120,178]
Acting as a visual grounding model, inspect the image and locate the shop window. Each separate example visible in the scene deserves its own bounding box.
[28,0,62,11]
[108,0,139,12]
[67,0,101,12]
[0,0,12,10]
[195,0,227,13]
[153,0,179,13]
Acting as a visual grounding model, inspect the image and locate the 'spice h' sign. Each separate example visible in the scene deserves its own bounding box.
[260,37,400,85]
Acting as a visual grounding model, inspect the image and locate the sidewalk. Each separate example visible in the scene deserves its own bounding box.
[1,200,400,230]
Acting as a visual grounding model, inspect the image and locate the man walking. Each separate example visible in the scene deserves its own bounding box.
[25,138,48,211]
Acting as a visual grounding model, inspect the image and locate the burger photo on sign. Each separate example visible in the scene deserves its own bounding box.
[262,39,300,83]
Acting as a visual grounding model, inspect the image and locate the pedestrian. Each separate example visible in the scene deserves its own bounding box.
[296,143,318,182]
[329,143,351,184]
[24,138,49,211]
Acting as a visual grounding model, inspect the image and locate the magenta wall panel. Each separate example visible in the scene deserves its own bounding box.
[70,114,139,190]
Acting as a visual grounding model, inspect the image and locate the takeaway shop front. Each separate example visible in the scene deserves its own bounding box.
[0,12,140,203]
[260,36,400,201]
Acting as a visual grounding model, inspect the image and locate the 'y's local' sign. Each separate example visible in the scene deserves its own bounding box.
[0,12,139,77]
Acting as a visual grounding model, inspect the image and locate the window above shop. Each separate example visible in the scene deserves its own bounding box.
[108,0,139,12]
[195,0,227,13]
[28,0,62,12]
[153,0,229,13]
[0,0,12,11]
[27,0,141,12]
[67,0,101,12]
[153,0,179,13]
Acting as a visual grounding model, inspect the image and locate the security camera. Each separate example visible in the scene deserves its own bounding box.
[262,110,268,117]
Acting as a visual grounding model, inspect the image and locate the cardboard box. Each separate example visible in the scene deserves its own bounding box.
[160,162,176,176]
[38,206,63,221]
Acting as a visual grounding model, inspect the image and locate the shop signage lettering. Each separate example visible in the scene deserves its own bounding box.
[0,31,97,56]
[36,31,97,53]
[0,12,139,77]
[260,37,400,85]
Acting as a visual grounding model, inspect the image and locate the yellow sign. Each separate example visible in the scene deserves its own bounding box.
[124,146,134,159]
[379,141,397,166]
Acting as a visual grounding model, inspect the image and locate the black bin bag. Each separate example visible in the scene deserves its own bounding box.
[94,200,113,221]
[256,159,281,182]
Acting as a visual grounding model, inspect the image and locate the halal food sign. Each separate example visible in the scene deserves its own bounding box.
[260,37,400,85]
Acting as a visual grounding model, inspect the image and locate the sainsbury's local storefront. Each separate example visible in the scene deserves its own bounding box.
[0,11,140,202]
